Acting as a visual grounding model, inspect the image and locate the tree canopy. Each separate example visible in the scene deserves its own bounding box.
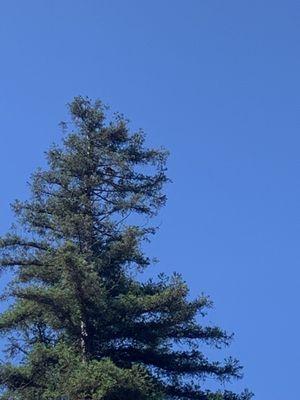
[0,97,252,400]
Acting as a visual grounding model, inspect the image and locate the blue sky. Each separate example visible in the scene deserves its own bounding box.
[0,1,299,398]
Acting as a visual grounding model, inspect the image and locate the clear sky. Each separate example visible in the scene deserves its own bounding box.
[0,1,299,398]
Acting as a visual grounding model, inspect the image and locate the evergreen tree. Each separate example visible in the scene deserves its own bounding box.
[0,97,252,400]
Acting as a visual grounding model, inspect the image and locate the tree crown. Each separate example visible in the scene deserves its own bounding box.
[0,97,252,400]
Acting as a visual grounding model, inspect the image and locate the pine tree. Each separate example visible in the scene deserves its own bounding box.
[0,97,252,400]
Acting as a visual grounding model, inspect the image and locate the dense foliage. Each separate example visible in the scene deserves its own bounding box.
[0,97,252,400]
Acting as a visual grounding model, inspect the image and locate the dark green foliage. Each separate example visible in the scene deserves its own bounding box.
[0,97,252,399]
